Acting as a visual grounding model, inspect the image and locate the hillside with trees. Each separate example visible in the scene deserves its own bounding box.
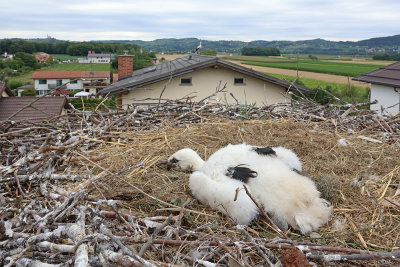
[2,34,400,56]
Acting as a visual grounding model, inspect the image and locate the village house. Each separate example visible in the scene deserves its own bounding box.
[1,51,13,61]
[87,51,115,64]
[353,61,400,115]
[32,71,111,95]
[35,52,50,63]
[99,54,309,108]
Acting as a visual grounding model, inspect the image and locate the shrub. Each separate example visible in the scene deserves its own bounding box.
[7,80,24,89]
[21,88,36,96]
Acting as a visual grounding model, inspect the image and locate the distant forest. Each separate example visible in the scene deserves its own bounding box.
[0,39,142,56]
[1,34,400,56]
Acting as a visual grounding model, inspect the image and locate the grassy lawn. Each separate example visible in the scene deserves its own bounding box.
[6,71,35,88]
[267,72,370,103]
[233,58,382,77]
[41,63,111,71]
[52,54,81,61]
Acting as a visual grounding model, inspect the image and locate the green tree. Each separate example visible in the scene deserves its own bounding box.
[201,50,217,56]
[241,47,281,56]
[14,52,39,69]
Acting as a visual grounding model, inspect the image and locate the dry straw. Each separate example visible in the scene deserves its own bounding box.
[75,118,400,251]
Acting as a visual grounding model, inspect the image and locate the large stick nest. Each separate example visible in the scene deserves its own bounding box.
[75,118,400,250]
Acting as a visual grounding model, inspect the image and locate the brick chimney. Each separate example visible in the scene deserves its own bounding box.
[118,52,134,80]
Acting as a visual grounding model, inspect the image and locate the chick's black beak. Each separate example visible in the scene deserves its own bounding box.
[156,160,174,170]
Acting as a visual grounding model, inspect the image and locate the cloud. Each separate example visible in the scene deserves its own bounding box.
[1,0,399,41]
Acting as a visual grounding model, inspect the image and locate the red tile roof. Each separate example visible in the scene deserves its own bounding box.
[51,89,71,95]
[81,71,110,79]
[32,71,110,79]
[0,96,68,122]
[32,71,82,79]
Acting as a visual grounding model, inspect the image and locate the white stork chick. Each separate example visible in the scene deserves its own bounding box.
[252,146,302,172]
[166,144,331,233]
[167,148,258,225]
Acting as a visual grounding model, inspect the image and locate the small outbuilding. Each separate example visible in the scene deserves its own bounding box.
[353,61,400,115]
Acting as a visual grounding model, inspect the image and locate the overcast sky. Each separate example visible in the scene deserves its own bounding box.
[1,0,399,42]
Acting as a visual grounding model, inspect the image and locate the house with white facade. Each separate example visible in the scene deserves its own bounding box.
[32,71,111,96]
[353,61,400,115]
[87,51,115,64]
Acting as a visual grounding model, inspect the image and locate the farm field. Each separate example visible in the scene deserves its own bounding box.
[227,54,394,65]
[51,54,81,61]
[226,57,384,77]
[227,61,369,87]
[266,73,370,103]
[41,63,111,71]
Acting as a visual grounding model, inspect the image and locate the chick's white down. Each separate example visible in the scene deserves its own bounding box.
[168,144,331,233]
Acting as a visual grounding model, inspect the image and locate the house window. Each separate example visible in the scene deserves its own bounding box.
[180,77,192,86]
[234,78,245,85]
[70,79,78,84]
[56,80,62,86]
[39,79,47,84]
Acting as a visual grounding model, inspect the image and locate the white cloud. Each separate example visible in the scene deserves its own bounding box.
[1,0,399,41]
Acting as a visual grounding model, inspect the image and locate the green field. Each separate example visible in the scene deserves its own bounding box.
[51,54,81,61]
[225,57,383,77]
[266,73,370,104]
[41,63,111,71]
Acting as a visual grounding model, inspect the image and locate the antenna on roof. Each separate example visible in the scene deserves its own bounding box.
[123,50,129,55]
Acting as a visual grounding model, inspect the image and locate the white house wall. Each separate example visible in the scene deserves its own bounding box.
[370,84,400,115]
[122,67,290,108]
[88,57,112,64]
[34,79,83,94]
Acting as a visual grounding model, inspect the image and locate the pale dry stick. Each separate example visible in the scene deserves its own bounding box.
[384,197,400,211]
[238,225,281,267]
[13,170,25,197]
[345,214,368,250]
[138,214,172,257]
[242,184,289,239]
[99,221,157,267]
[3,245,32,267]
[197,81,228,104]
[157,72,173,110]
[306,249,400,261]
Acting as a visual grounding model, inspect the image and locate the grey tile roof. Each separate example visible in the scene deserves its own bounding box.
[88,53,115,58]
[99,55,310,95]
[0,96,68,121]
[353,61,400,87]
